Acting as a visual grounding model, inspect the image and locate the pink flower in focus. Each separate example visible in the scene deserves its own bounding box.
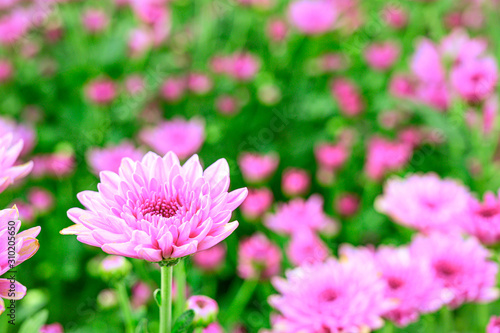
[269,258,392,333]
[28,187,54,213]
[487,316,500,333]
[267,19,288,42]
[410,233,499,308]
[238,233,281,280]
[62,152,248,262]
[215,95,240,116]
[288,0,337,35]
[375,246,447,326]
[160,77,186,102]
[0,207,40,314]
[192,244,226,273]
[286,229,329,266]
[365,137,413,181]
[240,187,273,220]
[335,193,359,217]
[0,59,12,82]
[40,323,64,333]
[265,195,336,236]
[187,73,213,95]
[82,9,109,33]
[281,168,310,197]
[87,141,144,175]
[0,134,33,193]
[238,152,279,183]
[460,192,500,245]
[314,142,349,171]
[376,173,472,233]
[131,281,152,309]
[85,78,117,105]
[330,78,365,116]
[451,57,498,103]
[139,118,205,160]
[364,42,400,71]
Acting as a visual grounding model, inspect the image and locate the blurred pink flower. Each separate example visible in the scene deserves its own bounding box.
[382,5,407,29]
[187,73,213,95]
[187,295,219,327]
[281,168,310,197]
[160,77,186,102]
[376,173,472,233]
[440,29,487,65]
[483,95,498,135]
[460,192,500,245]
[28,187,54,213]
[31,152,75,178]
[0,10,31,45]
[365,137,413,180]
[267,19,288,42]
[125,75,146,95]
[139,118,205,160]
[335,193,359,217]
[364,42,400,71]
[269,258,392,332]
[0,117,36,156]
[128,28,153,57]
[240,187,274,220]
[215,95,240,116]
[62,152,247,262]
[238,233,281,280]
[40,323,64,333]
[375,246,448,326]
[389,74,416,99]
[0,133,33,193]
[265,195,337,236]
[131,281,152,309]
[203,323,223,333]
[87,141,144,175]
[82,9,109,33]
[398,127,423,148]
[227,53,260,81]
[314,142,349,171]
[415,82,450,111]
[11,200,35,223]
[411,39,445,83]
[487,316,500,333]
[192,243,226,273]
[330,78,364,116]
[288,0,337,35]
[410,233,499,308]
[0,207,40,314]
[0,59,13,82]
[85,78,117,105]
[238,152,279,183]
[286,229,329,266]
[451,57,498,103]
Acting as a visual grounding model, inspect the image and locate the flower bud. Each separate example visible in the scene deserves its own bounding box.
[186,295,219,327]
[99,255,132,281]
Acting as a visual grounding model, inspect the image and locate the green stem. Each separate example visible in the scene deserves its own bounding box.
[440,306,453,332]
[194,328,204,333]
[382,322,394,333]
[174,260,187,319]
[224,278,259,326]
[160,265,174,333]
[116,280,134,333]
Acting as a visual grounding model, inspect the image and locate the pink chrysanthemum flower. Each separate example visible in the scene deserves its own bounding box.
[62,152,247,263]
[0,207,40,314]
[265,194,336,236]
[376,173,472,233]
[375,246,448,326]
[269,258,392,333]
[139,118,205,161]
[0,133,33,193]
[410,233,499,308]
[86,141,144,175]
[460,192,500,245]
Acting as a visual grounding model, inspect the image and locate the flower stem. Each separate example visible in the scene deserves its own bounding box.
[174,260,186,319]
[382,322,394,333]
[224,278,259,326]
[116,280,134,333]
[439,306,453,333]
[160,265,174,333]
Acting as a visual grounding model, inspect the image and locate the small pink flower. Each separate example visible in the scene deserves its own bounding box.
[128,28,153,57]
[487,316,500,333]
[31,152,75,178]
[82,9,109,33]
[240,187,274,220]
[364,42,400,71]
[187,73,213,95]
[87,141,144,175]
[376,173,472,233]
[131,281,152,309]
[411,39,445,83]
[335,193,359,217]
[411,233,499,308]
[314,142,349,171]
[203,323,223,333]
[0,10,31,45]
[139,118,205,160]
[286,229,329,266]
[40,323,64,333]
[365,137,413,181]
[398,127,423,148]
[62,152,247,262]
[389,74,416,99]
[451,57,498,103]
[288,0,337,35]
[382,5,407,29]
[0,133,33,193]
[267,19,288,42]
[281,168,310,197]
[460,192,500,245]
[265,195,336,235]
[0,59,13,82]
[238,233,281,280]
[192,244,227,273]
[0,207,40,314]
[227,53,260,81]
[28,187,55,213]
[160,77,186,102]
[0,117,36,156]
[215,95,240,116]
[85,78,117,105]
[238,152,279,183]
[330,78,364,116]
[125,75,146,95]
[187,295,219,327]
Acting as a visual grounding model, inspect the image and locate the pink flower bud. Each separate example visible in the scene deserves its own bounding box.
[131,281,152,309]
[335,194,360,217]
[364,42,400,71]
[314,143,348,171]
[281,168,310,197]
[187,295,219,327]
[381,5,407,29]
[215,95,240,116]
[28,187,54,213]
[85,78,117,105]
[330,78,364,116]
[267,18,288,42]
[82,9,109,33]
[160,77,186,102]
[238,152,279,183]
[187,73,213,95]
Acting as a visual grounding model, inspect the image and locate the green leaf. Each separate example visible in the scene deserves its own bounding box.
[154,288,161,307]
[19,309,49,333]
[172,309,195,333]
